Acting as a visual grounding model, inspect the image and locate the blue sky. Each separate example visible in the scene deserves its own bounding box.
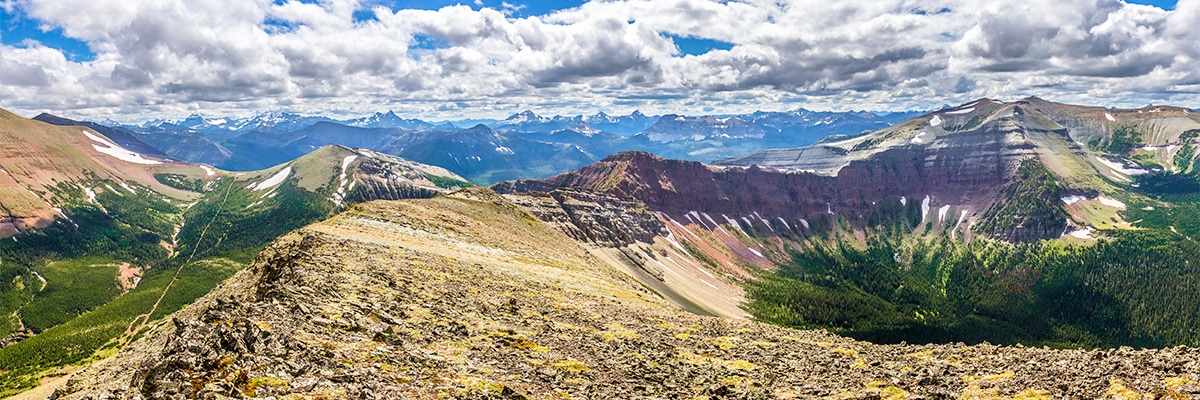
[0,0,1182,62]
[0,0,1194,120]
[23,0,1175,66]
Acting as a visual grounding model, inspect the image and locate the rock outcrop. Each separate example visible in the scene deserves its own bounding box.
[504,189,667,247]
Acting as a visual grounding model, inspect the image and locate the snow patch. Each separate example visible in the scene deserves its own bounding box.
[799,219,810,230]
[84,187,97,204]
[747,248,764,258]
[330,155,359,207]
[249,166,291,191]
[900,196,907,206]
[1061,195,1087,205]
[1105,113,1116,122]
[1068,227,1095,240]
[938,205,951,223]
[777,217,791,230]
[929,115,942,127]
[946,107,975,115]
[1096,157,1148,176]
[701,212,721,229]
[119,182,136,194]
[200,165,216,176]
[494,146,515,155]
[951,210,968,240]
[911,131,928,144]
[1097,196,1126,209]
[341,155,358,172]
[722,214,748,236]
[83,130,162,165]
[920,195,931,223]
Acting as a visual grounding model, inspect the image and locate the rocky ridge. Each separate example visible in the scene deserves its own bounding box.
[50,189,1200,399]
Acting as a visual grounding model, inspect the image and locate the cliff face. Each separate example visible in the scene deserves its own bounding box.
[52,191,1200,399]
[504,189,667,247]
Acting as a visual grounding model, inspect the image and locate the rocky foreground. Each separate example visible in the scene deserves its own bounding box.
[52,189,1200,399]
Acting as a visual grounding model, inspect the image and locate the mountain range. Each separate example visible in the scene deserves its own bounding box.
[2,97,1200,398]
[496,97,1200,347]
[45,108,917,185]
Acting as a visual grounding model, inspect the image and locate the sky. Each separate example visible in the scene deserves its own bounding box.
[0,0,1193,122]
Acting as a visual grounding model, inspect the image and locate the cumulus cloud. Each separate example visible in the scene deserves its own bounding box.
[0,0,1195,121]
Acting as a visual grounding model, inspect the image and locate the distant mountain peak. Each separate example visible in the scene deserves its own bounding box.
[498,110,547,125]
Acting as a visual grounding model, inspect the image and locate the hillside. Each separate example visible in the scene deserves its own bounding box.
[50,189,1200,398]
[494,98,1200,348]
[0,108,470,396]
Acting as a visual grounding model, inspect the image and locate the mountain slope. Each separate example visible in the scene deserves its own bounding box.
[32,114,170,160]
[0,107,471,395]
[50,189,1200,399]
[0,108,190,237]
[493,98,1200,348]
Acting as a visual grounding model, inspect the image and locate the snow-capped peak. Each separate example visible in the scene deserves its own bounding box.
[497,110,548,125]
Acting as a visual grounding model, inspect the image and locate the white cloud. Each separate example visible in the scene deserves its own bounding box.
[0,0,1196,121]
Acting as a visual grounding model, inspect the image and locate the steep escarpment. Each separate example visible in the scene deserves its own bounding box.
[51,191,1200,399]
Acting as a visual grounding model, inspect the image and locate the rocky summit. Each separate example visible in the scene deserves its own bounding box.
[51,188,1200,399]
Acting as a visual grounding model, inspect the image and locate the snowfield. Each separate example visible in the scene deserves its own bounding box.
[83,130,162,165]
[929,115,942,127]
